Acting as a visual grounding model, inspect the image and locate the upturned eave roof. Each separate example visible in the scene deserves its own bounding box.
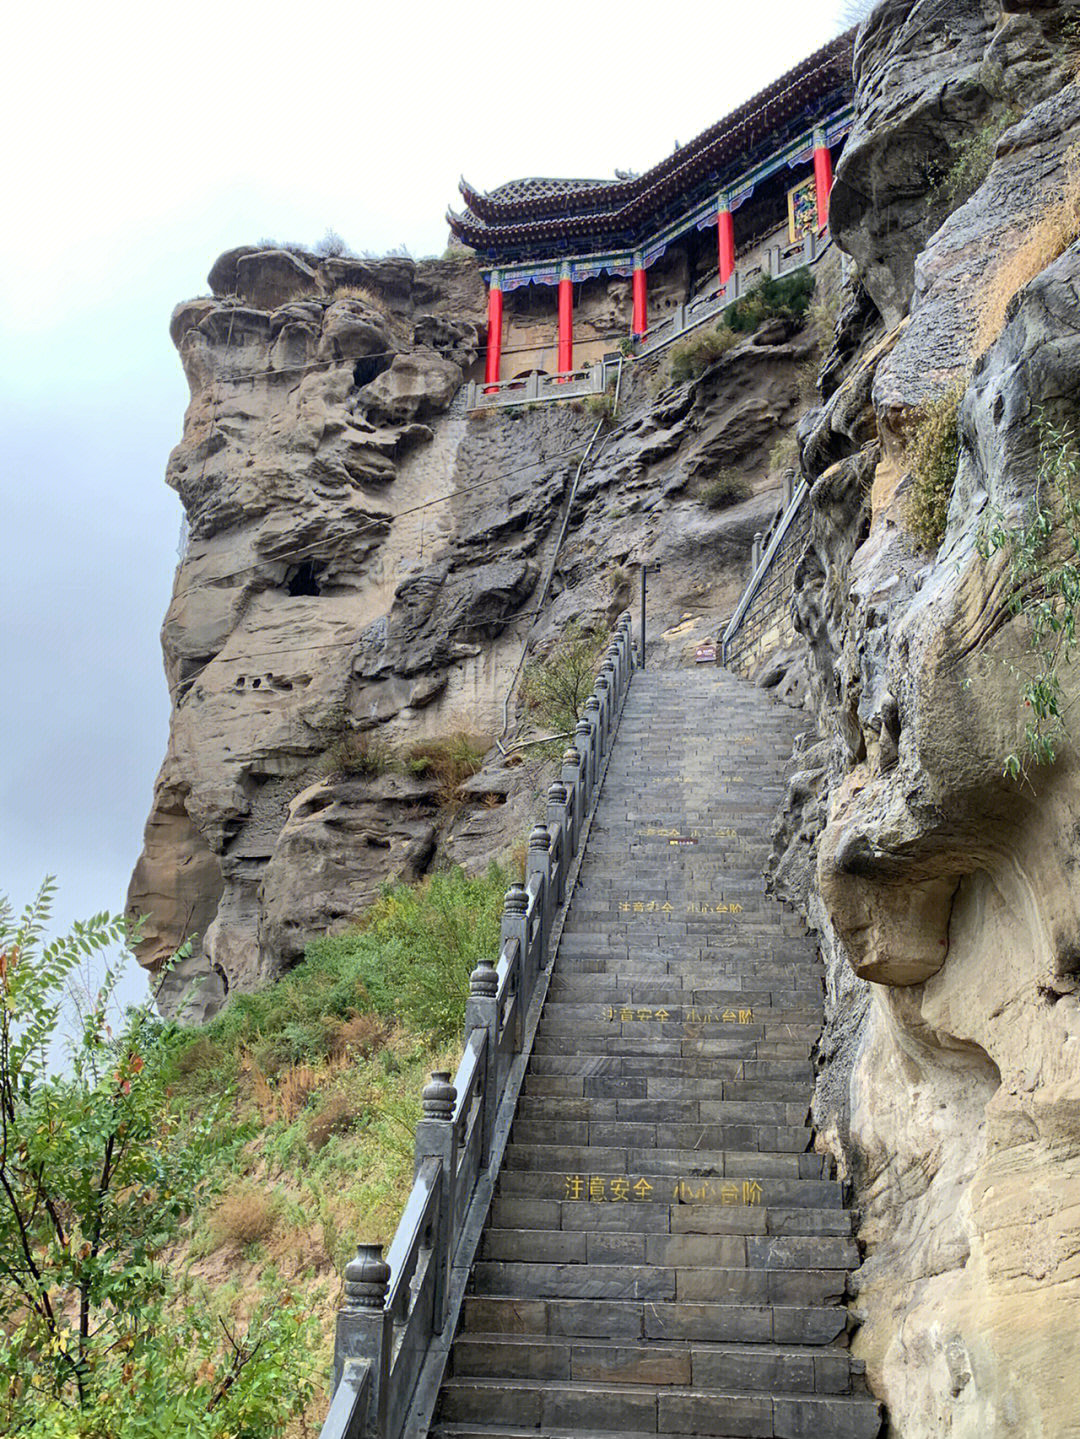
[452,27,854,249]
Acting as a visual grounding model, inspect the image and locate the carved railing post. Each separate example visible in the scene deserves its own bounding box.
[500,883,531,1029]
[527,824,554,955]
[465,960,499,1161]
[560,746,584,850]
[414,1072,457,1333]
[546,781,570,906]
[594,673,612,753]
[334,1244,390,1436]
[584,695,604,771]
[573,718,594,793]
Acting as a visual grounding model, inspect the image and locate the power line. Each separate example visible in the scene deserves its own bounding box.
[170,435,608,605]
[166,412,639,702]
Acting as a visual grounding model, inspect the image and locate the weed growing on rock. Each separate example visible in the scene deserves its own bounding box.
[934,110,1018,214]
[904,381,964,550]
[584,391,616,424]
[304,864,511,1039]
[399,732,490,806]
[320,729,393,778]
[978,411,1080,775]
[722,267,815,334]
[669,326,739,383]
[701,472,753,510]
[769,433,801,475]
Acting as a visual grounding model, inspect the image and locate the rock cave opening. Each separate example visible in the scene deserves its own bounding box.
[286,560,323,596]
[353,353,392,388]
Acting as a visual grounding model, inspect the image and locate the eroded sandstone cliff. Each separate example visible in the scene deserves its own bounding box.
[768,2,1080,1432]
[129,244,819,1018]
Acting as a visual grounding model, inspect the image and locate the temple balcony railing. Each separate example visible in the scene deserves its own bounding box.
[318,614,637,1439]
[634,228,829,361]
[467,228,830,412]
[464,360,610,412]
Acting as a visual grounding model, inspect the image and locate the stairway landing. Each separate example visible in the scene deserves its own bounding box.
[432,667,881,1439]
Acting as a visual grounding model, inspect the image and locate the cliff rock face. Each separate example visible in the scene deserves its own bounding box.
[771,2,1080,1432]
[130,246,819,1017]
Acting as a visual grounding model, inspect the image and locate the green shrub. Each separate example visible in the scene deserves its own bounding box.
[669,326,739,384]
[521,623,606,734]
[303,865,511,1040]
[905,382,964,550]
[934,110,1018,212]
[0,884,315,1437]
[701,472,753,510]
[722,268,815,334]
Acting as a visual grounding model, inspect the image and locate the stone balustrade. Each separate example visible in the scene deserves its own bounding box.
[318,614,637,1439]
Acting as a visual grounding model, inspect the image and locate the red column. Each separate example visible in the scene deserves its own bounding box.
[485,273,503,389]
[813,132,833,232]
[557,265,573,374]
[718,197,735,288]
[632,255,647,338]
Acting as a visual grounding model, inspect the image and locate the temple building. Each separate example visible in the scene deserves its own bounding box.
[448,31,855,388]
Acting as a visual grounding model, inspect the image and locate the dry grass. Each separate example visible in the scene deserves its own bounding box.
[978,150,1080,352]
[305,1091,357,1151]
[325,282,390,315]
[769,434,800,474]
[208,1186,277,1250]
[320,729,392,779]
[326,1012,386,1061]
[246,1057,324,1123]
[701,471,753,510]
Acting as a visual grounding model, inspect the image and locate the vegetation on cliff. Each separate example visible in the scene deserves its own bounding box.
[1,867,512,1434]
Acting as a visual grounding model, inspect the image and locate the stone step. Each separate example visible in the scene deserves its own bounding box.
[494,1170,843,1209]
[433,1380,882,1438]
[526,1054,815,1082]
[536,1008,822,1034]
[479,1228,859,1270]
[459,1294,850,1346]
[469,1260,847,1307]
[514,1096,809,1126]
[488,1197,853,1238]
[508,1119,812,1153]
[523,1072,817,1101]
[529,1036,813,1061]
[499,1144,828,1179]
[448,1334,863,1394]
[432,1382,882,1438]
[545,981,820,1004]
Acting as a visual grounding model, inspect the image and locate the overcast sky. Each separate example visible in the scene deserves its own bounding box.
[0,0,851,1014]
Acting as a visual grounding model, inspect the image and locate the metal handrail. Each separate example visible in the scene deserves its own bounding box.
[320,610,638,1439]
[720,479,810,665]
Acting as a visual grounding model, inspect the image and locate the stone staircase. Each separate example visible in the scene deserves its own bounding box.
[430,667,881,1439]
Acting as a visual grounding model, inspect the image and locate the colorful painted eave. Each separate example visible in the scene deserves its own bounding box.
[449,27,854,255]
[457,105,852,292]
